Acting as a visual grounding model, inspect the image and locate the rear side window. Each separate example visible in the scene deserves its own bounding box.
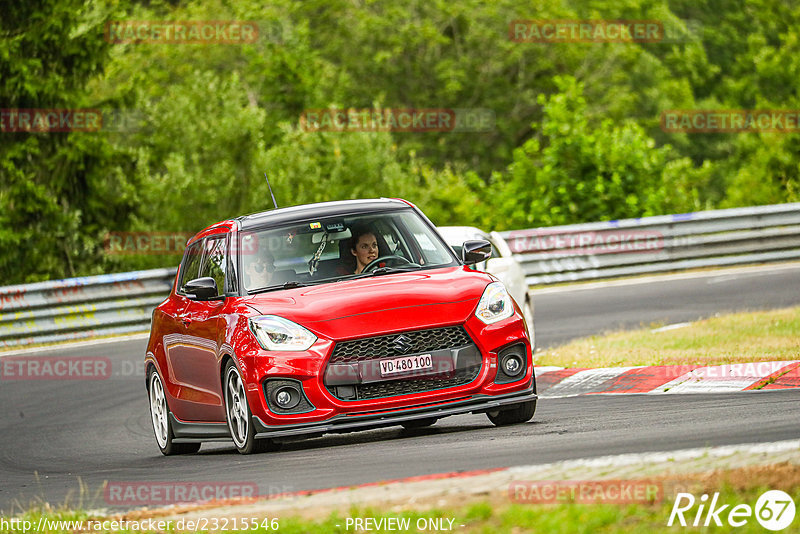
[178,241,204,291]
[198,237,226,296]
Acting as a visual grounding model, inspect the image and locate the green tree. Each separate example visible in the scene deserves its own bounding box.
[0,0,138,283]
[495,76,704,228]
[5,0,800,282]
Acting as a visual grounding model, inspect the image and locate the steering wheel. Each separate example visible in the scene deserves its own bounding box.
[362,255,416,273]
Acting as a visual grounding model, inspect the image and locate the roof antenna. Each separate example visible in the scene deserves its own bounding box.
[264,172,278,209]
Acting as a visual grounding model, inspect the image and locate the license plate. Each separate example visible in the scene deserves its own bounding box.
[379,354,433,376]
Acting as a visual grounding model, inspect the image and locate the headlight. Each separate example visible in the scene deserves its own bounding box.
[249,315,317,351]
[475,282,514,324]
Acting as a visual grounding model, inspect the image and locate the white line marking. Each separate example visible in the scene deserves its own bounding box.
[650,322,692,333]
[542,366,643,396]
[706,275,740,284]
[0,332,150,357]
[651,361,799,394]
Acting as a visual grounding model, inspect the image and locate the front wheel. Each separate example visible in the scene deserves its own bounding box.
[148,369,201,455]
[487,400,536,426]
[223,360,280,454]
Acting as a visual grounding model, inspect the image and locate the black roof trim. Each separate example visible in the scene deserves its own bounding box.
[236,198,411,230]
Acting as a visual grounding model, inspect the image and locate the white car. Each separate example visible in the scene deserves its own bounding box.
[437,226,533,338]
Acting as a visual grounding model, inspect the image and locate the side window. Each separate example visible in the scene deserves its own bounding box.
[226,234,238,295]
[199,237,226,296]
[178,241,204,291]
[375,220,409,259]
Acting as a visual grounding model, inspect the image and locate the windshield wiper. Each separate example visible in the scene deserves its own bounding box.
[250,267,422,292]
[248,280,310,294]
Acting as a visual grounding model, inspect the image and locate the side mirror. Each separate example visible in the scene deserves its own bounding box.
[461,239,492,265]
[184,277,218,300]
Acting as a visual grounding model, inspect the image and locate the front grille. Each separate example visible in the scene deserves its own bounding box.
[332,366,481,400]
[329,326,472,364]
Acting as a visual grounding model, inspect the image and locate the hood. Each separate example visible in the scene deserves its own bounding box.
[242,266,493,338]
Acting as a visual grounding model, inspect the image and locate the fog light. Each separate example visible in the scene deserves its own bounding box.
[503,355,523,376]
[495,343,528,384]
[276,390,291,407]
[264,379,314,414]
[274,387,300,409]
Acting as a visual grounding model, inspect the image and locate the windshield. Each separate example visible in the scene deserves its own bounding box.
[239,209,458,293]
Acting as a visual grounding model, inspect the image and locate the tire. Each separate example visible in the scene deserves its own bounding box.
[148,369,201,456]
[401,417,437,429]
[487,400,537,426]
[223,360,280,454]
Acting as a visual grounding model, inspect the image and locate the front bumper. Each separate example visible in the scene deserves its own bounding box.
[252,376,537,439]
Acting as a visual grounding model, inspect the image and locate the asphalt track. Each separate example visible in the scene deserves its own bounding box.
[1,264,799,513]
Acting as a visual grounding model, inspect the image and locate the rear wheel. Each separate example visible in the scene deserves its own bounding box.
[401,417,437,429]
[487,400,536,426]
[223,360,280,454]
[148,369,201,455]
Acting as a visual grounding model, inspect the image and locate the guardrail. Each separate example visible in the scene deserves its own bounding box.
[0,269,176,348]
[2,202,799,348]
[499,202,800,286]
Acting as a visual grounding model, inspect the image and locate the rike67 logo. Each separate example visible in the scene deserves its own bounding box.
[668,490,796,530]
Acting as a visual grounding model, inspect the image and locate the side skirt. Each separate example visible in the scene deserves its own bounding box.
[169,413,231,443]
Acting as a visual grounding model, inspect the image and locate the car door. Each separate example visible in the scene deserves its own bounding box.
[168,235,229,422]
[160,239,203,354]
[158,240,204,420]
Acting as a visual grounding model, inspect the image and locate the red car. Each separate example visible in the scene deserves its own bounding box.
[145,198,536,455]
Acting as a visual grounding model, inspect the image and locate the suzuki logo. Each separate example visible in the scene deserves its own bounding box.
[392,335,414,354]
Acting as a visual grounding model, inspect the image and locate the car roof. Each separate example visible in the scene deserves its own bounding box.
[235,198,413,230]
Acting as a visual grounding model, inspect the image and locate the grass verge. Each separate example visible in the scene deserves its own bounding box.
[5,463,800,533]
[535,306,800,368]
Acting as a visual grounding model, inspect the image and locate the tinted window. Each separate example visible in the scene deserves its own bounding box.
[198,237,226,296]
[178,241,204,291]
[226,234,238,294]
